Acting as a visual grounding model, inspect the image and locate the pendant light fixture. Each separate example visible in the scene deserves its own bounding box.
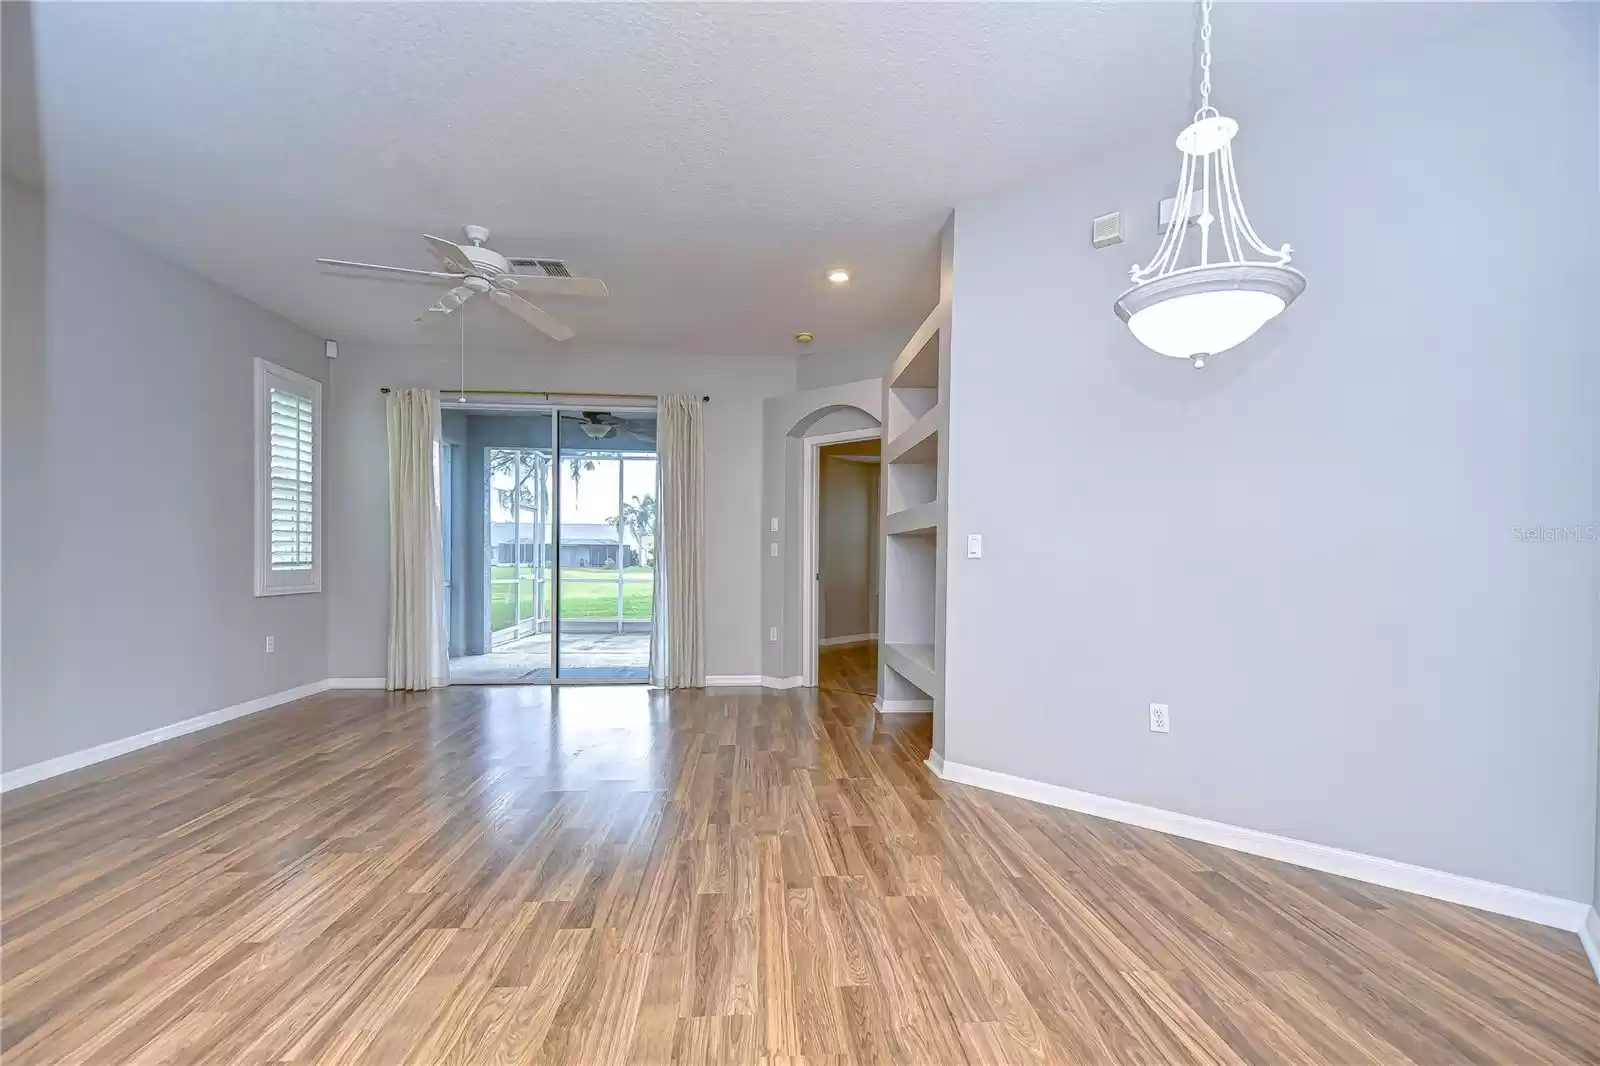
[1114,0,1304,368]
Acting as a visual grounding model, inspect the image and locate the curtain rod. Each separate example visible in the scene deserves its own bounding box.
[377,387,709,402]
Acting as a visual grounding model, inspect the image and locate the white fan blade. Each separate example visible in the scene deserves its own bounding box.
[317,258,464,280]
[490,289,573,341]
[497,276,608,298]
[422,235,475,273]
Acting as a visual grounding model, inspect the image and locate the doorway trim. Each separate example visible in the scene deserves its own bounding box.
[800,428,882,688]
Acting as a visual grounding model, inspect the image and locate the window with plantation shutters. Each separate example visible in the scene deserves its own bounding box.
[254,358,322,595]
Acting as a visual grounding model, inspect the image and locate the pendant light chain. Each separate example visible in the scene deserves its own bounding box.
[1197,0,1215,119]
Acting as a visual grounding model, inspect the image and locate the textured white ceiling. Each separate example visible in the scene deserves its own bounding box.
[5,2,1481,355]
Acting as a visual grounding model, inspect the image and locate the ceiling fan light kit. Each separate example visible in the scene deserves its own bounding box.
[315,225,608,342]
[1113,0,1305,368]
[578,412,620,439]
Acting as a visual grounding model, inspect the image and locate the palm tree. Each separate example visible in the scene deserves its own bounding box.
[610,493,657,566]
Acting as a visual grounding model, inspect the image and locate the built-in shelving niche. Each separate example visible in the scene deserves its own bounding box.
[886,330,939,439]
[883,528,937,700]
[879,304,946,711]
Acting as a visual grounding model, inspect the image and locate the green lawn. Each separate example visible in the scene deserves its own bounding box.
[490,566,652,630]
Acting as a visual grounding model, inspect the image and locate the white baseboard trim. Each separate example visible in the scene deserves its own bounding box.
[326,677,387,689]
[1,679,332,793]
[819,633,878,647]
[1579,907,1600,983]
[876,698,933,713]
[703,675,804,689]
[925,749,946,777]
[933,758,1591,934]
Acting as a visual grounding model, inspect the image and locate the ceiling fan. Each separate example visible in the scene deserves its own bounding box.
[316,225,607,341]
[575,411,620,440]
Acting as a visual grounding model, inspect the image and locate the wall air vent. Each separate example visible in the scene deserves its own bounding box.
[506,258,571,277]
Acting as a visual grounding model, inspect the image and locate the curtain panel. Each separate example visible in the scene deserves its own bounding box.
[386,388,448,690]
[652,394,705,687]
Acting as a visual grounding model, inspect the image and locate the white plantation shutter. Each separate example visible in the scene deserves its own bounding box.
[269,388,315,569]
[255,359,322,595]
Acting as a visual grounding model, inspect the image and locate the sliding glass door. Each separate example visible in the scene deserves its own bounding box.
[447,404,655,684]
[553,410,656,681]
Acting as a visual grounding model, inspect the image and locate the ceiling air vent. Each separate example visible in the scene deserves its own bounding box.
[507,258,571,277]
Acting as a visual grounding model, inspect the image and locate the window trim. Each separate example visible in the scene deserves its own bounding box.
[254,357,323,597]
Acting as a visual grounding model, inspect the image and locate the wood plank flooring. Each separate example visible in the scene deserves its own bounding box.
[3,682,1597,1064]
[818,642,876,698]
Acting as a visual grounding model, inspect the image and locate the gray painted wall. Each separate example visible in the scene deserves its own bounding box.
[327,341,794,680]
[1,179,329,772]
[942,7,1599,900]
[819,454,879,641]
[795,330,907,392]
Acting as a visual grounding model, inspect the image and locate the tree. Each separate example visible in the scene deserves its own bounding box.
[566,457,597,500]
[489,451,550,596]
[610,493,657,566]
[490,450,549,514]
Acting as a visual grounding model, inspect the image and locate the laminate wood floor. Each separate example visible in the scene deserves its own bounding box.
[818,642,876,697]
[3,684,1597,1064]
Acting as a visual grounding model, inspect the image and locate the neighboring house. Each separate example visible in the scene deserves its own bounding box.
[490,521,641,569]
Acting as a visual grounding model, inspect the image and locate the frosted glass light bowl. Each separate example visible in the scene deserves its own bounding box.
[1115,263,1306,360]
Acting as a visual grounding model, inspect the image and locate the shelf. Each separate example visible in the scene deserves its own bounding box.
[884,642,940,698]
[885,405,939,465]
[888,307,944,390]
[880,275,950,719]
[885,500,943,536]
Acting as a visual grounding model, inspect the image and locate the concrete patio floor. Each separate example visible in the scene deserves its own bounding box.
[449,631,651,683]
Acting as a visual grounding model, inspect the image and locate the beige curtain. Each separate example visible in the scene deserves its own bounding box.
[652,394,705,687]
[386,389,448,690]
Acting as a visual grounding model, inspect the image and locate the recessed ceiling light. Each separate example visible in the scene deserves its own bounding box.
[827,269,850,284]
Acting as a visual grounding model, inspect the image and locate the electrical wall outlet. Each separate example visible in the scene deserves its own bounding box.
[1149,703,1169,733]
[266,635,275,653]
[769,627,778,642]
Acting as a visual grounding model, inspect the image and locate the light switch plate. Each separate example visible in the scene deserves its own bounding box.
[769,542,778,557]
[966,534,982,559]
[770,517,779,532]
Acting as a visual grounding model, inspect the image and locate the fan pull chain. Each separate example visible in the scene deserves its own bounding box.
[458,303,467,403]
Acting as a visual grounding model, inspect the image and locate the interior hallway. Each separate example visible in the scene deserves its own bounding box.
[3,681,1596,1064]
